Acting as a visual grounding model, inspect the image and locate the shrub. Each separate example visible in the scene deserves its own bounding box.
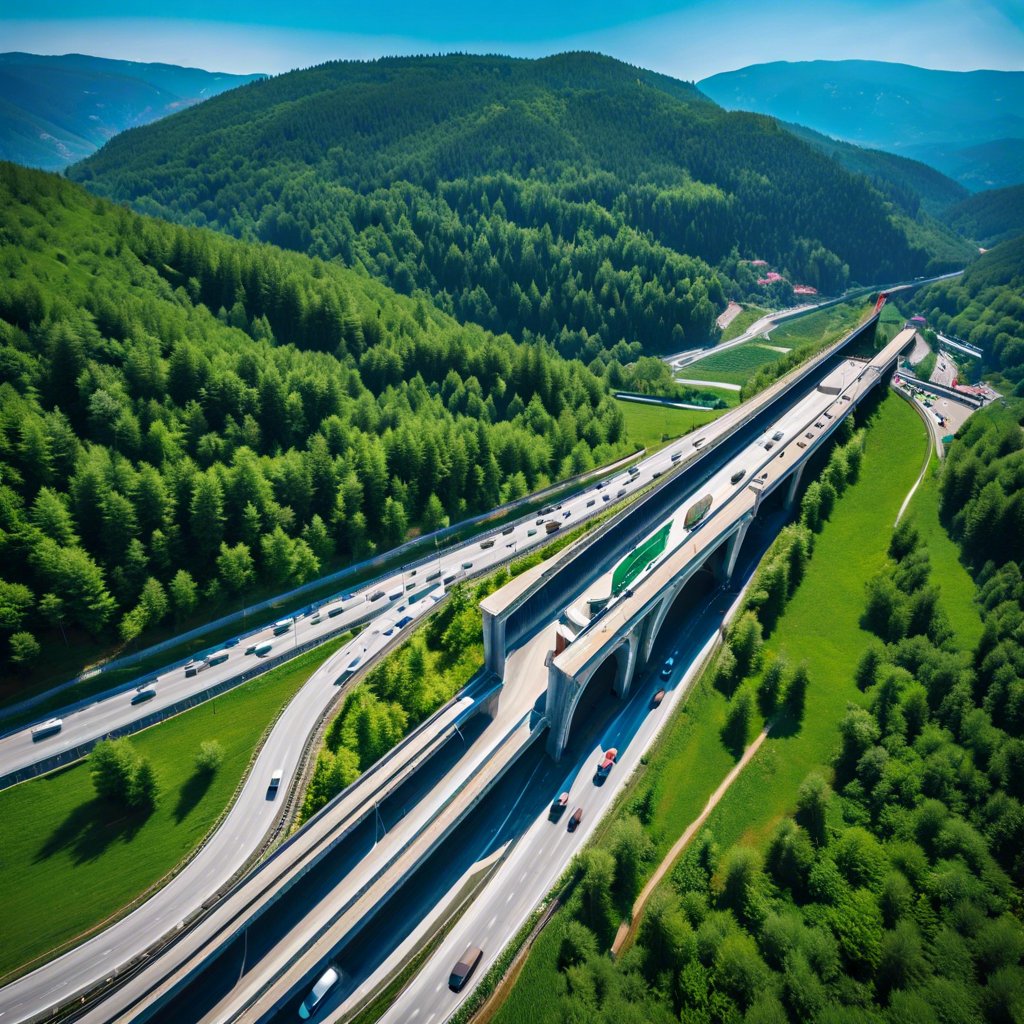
[194,739,225,774]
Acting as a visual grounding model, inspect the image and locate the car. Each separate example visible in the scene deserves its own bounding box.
[660,657,674,680]
[185,664,200,677]
[616,489,626,498]
[596,748,618,778]
[805,432,814,440]
[396,616,413,629]
[671,451,682,462]
[327,604,345,618]
[772,430,784,442]
[764,441,774,451]
[223,637,240,648]
[449,945,483,992]
[602,494,611,502]
[562,510,571,519]
[502,526,515,535]
[31,718,63,741]
[797,441,807,449]
[269,768,283,793]
[131,687,157,705]
[462,561,473,570]
[652,470,662,479]
[527,528,538,536]
[596,481,605,489]
[549,792,570,819]
[540,506,554,515]
[568,807,584,831]
[299,966,339,1019]
[272,619,293,636]
[730,470,745,484]
[652,688,666,708]
[587,498,596,507]
[535,517,546,526]
[480,538,495,549]
[310,613,322,625]
[341,592,356,602]
[693,437,706,448]
[369,590,385,601]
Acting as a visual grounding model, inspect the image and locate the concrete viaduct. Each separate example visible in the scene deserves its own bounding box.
[482,321,915,759]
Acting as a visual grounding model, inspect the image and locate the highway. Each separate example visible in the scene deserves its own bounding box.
[0,416,742,1023]
[349,337,915,1024]
[1,315,900,1023]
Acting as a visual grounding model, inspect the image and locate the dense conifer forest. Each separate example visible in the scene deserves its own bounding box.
[0,163,632,674]
[914,236,1024,389]
[69,53,970,363]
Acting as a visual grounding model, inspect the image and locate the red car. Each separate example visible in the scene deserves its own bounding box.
[596,748,618,778]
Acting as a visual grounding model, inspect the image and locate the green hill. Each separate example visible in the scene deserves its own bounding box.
[0,52,263,171]
[914,234,1024,389]
[0,163,630,681]
[943,184,1024,248]
[70,52,968,363]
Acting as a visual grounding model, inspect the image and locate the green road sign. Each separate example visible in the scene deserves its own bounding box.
[612,522,672,595]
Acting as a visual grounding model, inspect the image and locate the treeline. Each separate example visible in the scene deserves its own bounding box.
[71,53,959,361]
[507,473,1024,1023]
[914,236,1024,388]
[0,164,630,675]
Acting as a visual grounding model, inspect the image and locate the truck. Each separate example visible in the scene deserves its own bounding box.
[684,494,713,529]
[544,520,561,534]
[205,649,230,666]
[272,619,293,636]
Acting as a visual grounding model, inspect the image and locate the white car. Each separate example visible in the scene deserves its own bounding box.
[299,966,339,1019]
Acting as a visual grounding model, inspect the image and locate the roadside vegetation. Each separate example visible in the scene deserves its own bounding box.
[613,399,723,454]
[676,343,785,387]
[491,391,987,1024]
[0,633,349,981]
[300,496,641,822]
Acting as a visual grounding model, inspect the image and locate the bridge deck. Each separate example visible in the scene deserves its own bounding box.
[553,331,913,681]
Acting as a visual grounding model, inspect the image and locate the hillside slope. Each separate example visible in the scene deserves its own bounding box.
[914,234,1024,389]
[943,184,1024,248]
[700,60,1024,190]
[70,52,968,362]
[0,52,263,170]
[0,163,629,679]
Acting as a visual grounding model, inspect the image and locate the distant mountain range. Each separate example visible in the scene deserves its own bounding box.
[0,52,264,170]
[700,60,1024,191]
[69,52,972,361]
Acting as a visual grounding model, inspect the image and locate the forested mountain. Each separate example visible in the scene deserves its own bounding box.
[0,52,263,171]
[70,52,968,363]
[780,121,968,218]
[913,236,1024,389]
[943,184,1024,248]
[0,163,630,674]
[700,60,1024,190]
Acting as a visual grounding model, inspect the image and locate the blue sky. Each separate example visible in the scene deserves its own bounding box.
[3,0,1022,78]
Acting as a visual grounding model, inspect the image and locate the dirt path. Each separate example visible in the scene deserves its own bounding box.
[610,723,772,957]
[716,301,742,331]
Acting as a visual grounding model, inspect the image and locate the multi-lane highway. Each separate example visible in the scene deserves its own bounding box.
[0,403,744,1023]
[1,310,902,1024]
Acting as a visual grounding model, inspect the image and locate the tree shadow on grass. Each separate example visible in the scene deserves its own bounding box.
[35,798,150,866]
[174,769,215,824]
[769,705,804,740]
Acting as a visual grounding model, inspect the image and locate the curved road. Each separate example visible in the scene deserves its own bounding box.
[0,432,721,1023]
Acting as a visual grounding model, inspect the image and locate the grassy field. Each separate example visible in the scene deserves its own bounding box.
[615,399,723,452]
[0,634,349,981]
[679,342,785,385]
[689,392,928,854]
[492,392,929,1024]
[768,298,873,352]
[904,455,983,649]
[720,304,769,343]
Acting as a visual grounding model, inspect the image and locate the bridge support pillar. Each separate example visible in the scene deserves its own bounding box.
[613,633,640,700]
[784,462,807,512]
[716,515,752,585]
